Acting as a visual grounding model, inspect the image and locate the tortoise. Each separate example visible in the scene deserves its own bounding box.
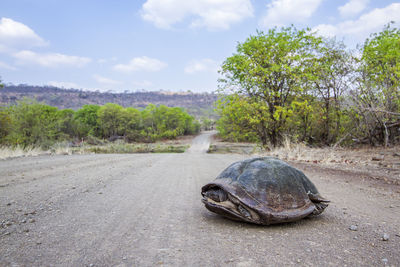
[201,157,329,225]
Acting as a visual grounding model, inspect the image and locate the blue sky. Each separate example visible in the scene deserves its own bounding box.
[0,0,399,93]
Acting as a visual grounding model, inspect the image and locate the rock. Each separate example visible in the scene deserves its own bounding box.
[28,219,36,223]
[382,258,388,264]
[393,152,400,157]
[20,219,27,224]
[23,229,29,233]
[6,202,12,206]
[349,225,358,231]
[372,155,384,161]
[5,221,12,226]
[382,233,389,241]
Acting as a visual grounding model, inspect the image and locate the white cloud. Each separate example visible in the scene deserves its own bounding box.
[13,50,91,68]
[47,81,81,89]
[0,17,47,51]
[184,59,219,74]
[260,0,322,27]
[314,3,400,41]
[93,74,122,85]
[0,60,17,70]
[141,0,253,30]
[338,0,369,18]
[113,56,167,72]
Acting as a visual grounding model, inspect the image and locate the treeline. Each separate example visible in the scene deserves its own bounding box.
[217,24,400,147]
[0,98,200,148]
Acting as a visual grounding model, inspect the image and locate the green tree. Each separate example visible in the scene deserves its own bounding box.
[57,109,78,139]
[200,116,213,131]
[7,99,60,148]
[0,106,11,143]
[311,39,354,144]
[219,26,322,146]
[74,104,101,137]
[216,94,263,143]
[352,24,400,146]
[97,103,126,138]
[121,107,142,142]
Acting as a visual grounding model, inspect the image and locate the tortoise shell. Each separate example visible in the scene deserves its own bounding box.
[201,157,329,225]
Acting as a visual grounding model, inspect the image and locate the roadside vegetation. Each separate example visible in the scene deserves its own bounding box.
[216,24,400,148]
[0,98,200,153]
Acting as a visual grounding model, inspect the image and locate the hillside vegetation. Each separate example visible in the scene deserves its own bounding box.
[0,85,218,118]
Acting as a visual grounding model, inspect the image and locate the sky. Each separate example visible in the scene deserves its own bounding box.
[0,0,399,93]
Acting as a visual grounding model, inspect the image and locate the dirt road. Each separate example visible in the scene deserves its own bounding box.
[1,132,399,266]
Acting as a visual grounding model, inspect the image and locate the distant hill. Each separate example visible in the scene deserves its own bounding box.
[0,84,219,118]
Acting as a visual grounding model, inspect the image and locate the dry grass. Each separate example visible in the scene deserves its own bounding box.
[261,137,400,181]
[0,141,189,160]
[265,136,338,163]
[0,145,49,160]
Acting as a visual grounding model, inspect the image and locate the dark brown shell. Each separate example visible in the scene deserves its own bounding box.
[201,157,329,224]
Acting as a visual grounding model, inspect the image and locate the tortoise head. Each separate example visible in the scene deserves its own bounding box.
[201,185,261,224]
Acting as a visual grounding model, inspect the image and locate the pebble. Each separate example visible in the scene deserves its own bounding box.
[349,225,358,231]
[5,221,12,226]
[382,258,388,264]
[382,233,389,241]
[122,257,127,260]
[20,219,27,224]
[28,219,35,223]
[6,203,12,206]
[372,155,384,161]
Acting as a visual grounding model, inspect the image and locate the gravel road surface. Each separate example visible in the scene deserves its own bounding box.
[1,132,399,266]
